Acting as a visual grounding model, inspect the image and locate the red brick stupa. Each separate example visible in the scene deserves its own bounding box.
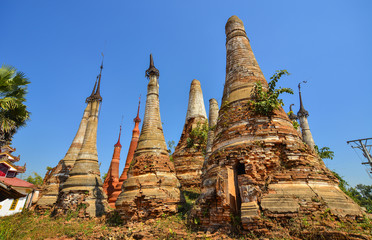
[103,126,122,208]
[109,99,141,208]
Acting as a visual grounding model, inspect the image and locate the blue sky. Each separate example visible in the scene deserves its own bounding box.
[2,1,372,187]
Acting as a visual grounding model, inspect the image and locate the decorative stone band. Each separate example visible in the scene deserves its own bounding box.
[226,29,249,43]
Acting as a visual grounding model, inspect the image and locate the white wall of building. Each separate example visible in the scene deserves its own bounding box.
[0,196,27,217]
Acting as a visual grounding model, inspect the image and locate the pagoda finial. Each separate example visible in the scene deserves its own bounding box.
[86,77,98,103]
[134,95,141,123]
[297,81,309,117]
[92,53,104,102]
[115,125,122,148]
[145,54,159,79]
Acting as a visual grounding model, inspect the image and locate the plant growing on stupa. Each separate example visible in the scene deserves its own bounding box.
[0,65,30,146]
[186,122,208,153]
[314,145,334,160]
[249,70,293,116]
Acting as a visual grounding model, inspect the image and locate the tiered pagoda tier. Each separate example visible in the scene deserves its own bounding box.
[115,55,181,221]
[0,145,26,177]
[191,15,363,233]
[173,79,208,189]
[102,126,122,208]
[54,61,108,217]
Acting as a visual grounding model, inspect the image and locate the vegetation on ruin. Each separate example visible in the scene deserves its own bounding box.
[0,65,30,146]
[287,111,300,129]
[248,70,293,116]
[186,121,208,154]
[314,145,335,160]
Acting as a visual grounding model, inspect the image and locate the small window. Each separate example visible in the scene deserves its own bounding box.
[9,199,18,210]
[6,171,16,178]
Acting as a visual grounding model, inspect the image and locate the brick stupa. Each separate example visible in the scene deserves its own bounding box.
[54,61,108,217]
[191,15,363,233]
[173,79,207,189]
[35,79,96,211]
[116,54,181,221]
[205,98,219,158]
[102,126,122,208]
[110,99,141,207]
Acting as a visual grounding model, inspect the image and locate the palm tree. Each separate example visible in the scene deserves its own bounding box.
[0,65,30,146]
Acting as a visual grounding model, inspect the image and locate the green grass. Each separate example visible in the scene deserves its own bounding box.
[0,209,99,240]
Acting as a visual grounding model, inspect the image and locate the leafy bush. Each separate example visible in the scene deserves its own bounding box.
[248,70,293,116]
[314,145,334,160]
[186,122,208,153]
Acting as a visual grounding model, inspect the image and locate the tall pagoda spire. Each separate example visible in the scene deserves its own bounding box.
[116,54,181,220]
[119,96,141,182]
[297,82,315,150]
[103,125,122,208]
[109,97,142,207]
[35,77,97,210]
[173,79,207,188]
[56,57,108,217]
[191,16,362,233]
[205,98,219,157]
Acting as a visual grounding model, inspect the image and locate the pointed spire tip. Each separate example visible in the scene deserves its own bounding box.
[145,54,159,79]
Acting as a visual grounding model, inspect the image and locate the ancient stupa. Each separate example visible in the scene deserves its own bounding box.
[35,77,97,210]
[116,54,181,221]
[191,15,363,232]
[102,126,122,208]
[54,61,108,217]
[205,98,219,157]
[110,99,141,207]
[173,79,208,189]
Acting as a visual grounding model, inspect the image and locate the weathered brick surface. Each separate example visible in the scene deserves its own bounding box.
[191,15,363,234]
[55,74,109,217]
[206,98,219,157]
[116,55,181,221]
[173,79,207,189]
[173,117,207,188]
[36,96,91,210]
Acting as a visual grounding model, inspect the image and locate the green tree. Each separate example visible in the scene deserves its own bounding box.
[0,65,30,146]
[249,70,293,116]
[25,172,43,186]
